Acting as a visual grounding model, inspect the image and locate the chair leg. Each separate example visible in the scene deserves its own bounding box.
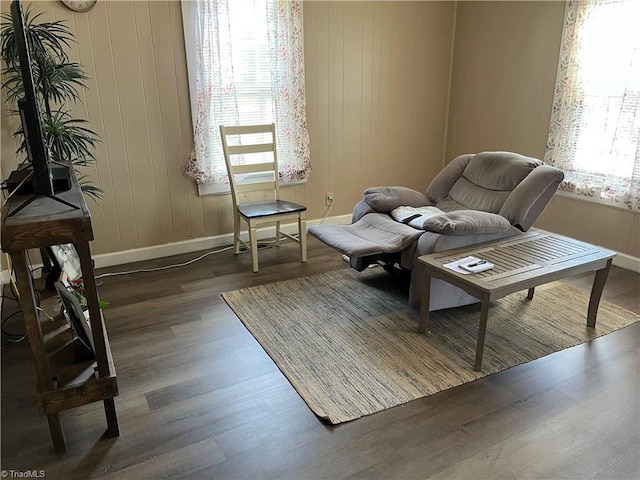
[299,215,307,263]
[233,211,241,255]
[275,221,281,247]
[249,225,259,272]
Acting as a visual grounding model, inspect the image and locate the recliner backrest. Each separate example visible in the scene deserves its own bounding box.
[427,152,543,212]
[426,151,563,230]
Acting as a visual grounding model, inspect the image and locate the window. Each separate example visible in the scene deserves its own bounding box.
[182,0,311,191]
[545,0,639,211]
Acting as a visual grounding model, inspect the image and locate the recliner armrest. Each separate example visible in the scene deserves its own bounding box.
[363,186,430,212]
[352,200,376,223]
[499,165,564,231]
[424,210,513,235]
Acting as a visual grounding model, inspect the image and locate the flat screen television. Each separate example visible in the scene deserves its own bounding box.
[10,0,55,197]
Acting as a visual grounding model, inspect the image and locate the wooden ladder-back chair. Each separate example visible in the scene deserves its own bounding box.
[219,123,307,272]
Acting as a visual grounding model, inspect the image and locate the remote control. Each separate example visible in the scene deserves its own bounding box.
[460,259,494,273]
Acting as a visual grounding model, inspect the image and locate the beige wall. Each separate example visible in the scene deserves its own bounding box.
[446,1,639,258]
[305,1,455,214]
[1,0,455,256]
[1,0,199,255]
[1,1,638,260]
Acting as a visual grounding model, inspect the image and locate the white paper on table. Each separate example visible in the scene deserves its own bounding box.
[443,256,481,275]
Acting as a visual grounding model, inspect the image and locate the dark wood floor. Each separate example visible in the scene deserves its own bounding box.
[2,237,639,479]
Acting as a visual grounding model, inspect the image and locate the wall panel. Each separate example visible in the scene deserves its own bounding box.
[358,4,374,198]
[326,2,345,213]
[342,2,364,212]
[147,1,191,243]
[89,0,137,251]
[110,1,161,248]
[70,3,109,254]
[132,0,173,246]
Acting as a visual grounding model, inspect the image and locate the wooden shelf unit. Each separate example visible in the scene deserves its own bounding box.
[1,172,119,453]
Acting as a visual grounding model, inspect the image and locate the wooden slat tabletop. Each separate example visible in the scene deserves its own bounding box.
[418,230,616,300]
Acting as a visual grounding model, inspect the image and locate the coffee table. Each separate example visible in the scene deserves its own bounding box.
[417,230,616,371]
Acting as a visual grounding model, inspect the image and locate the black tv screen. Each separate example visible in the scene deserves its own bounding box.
[11,0,54,196]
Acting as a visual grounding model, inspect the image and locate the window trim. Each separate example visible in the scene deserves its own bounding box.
[555,190,640,214]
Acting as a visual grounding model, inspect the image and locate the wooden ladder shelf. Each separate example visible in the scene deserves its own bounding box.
[1,171,119,453]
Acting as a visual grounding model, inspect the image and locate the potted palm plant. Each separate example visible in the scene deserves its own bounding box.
[1,4,101,199]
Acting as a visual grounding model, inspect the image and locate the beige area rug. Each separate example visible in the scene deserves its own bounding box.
[222,268,639,424]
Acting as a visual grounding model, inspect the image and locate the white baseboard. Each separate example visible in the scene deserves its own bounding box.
[612,251,640,272]
[0,214,351,283]
[91,213,352,270]
[2,213,638,281]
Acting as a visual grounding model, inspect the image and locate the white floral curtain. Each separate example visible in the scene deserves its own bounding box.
[184,0,311,185]
[545,0,640,211]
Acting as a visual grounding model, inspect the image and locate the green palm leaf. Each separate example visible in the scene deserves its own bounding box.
[76,173,103,200]
[0,7,74,67]
[35,57,87,106]
[44,109,100,165]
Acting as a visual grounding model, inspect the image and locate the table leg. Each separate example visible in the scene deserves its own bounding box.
[418,269,432,334]
[587,258,612,328]
[103,398,120,437]
[47,413,66,454]
[527,287,535,300]
[474,294,491,371]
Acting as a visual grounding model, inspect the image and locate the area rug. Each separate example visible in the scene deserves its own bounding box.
[221,268,639,424]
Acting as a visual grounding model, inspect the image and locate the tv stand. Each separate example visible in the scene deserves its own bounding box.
[1,170,118,453]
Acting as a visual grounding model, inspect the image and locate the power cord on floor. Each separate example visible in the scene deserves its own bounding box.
[95,245,235,279]
[2,310,27,344]
[94,231,308,279]
[1,293,26,345]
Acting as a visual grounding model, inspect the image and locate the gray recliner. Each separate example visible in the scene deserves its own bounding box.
[309,151,564,310]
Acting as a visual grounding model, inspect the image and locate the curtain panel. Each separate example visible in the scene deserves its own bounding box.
[544,0,639,211]
[184,0,311,185]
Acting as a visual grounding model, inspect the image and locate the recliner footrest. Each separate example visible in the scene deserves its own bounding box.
[308,213,423,258]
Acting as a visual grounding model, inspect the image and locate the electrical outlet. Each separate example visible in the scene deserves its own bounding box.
[325,193,334,206]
